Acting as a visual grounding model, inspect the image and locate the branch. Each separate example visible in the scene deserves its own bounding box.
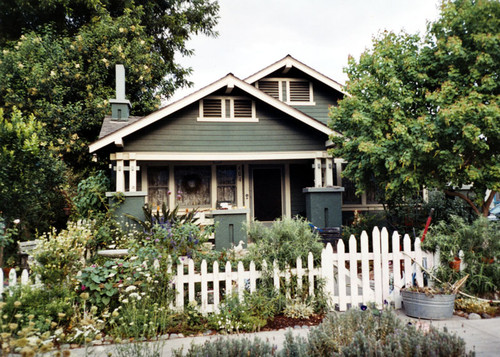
[444,190,481,216]
[482,190,497,216]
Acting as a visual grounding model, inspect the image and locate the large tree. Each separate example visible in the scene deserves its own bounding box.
[0,1,218,236]
[329,0,499,216]
[0,0,219,170]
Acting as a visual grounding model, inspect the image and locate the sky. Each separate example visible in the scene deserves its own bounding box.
[169,0,441,102]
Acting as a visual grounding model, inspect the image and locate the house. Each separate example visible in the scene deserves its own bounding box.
[89,56,382,247]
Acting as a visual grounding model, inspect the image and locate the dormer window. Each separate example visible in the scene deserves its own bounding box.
[198,96,258,122]
[257,79,315,105]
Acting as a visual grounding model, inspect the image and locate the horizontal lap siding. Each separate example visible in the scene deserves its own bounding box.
[292,81,342,126]
[123,102,327,152]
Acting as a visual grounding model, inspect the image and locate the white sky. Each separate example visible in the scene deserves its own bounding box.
[169,0,440,102]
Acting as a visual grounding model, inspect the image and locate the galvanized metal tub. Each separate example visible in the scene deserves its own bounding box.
[401,290,455,320]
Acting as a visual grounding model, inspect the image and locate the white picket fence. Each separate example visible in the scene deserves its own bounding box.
[2,227,438,312]
[172,227,438,313]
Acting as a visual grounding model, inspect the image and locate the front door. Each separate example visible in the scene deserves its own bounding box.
[253,168,282,221]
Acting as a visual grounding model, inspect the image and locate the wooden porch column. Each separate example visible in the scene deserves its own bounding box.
[116,159,125,192]
[325,158,334,186]
[129,159,137,192]
[314,158,323,188]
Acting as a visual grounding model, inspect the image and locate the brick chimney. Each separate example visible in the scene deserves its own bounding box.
[109,64,131,121]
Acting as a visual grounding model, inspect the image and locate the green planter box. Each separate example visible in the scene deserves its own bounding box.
[209,209,249,250]
[303,187,344,228]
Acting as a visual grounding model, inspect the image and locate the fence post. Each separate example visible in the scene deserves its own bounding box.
[360,231,370,305]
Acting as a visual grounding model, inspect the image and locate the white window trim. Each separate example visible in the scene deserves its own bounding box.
[198,96,258,122]
[257,78,316,106]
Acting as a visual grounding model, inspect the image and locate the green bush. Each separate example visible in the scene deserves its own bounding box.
[173,336,276,357]
[0,285,76,335]
[246,217,323,269]
[422,216,500,295]
[282,308,472,357]
[32,221,92,287]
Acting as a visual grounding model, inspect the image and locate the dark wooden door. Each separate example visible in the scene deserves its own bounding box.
[253,168,282,221]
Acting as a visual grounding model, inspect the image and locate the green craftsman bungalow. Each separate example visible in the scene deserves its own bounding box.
[89,55,382,248]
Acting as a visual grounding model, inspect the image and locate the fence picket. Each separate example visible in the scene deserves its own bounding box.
[337,239,347,311]
[391,230,402,309]
[381,227,391,304]
[348,236,359,307]
[403,235,413,288]
[360,231,370,305]
[372,227,383,307]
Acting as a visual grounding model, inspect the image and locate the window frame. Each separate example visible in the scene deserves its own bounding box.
[257,78,315,106]
[198,96,258,122]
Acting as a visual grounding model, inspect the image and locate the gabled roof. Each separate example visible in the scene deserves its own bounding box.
[89,73,340,153]
[245,55,348,96]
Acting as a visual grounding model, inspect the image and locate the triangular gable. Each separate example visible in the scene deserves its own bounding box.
[89,73,340,153]
[245,55,348,97]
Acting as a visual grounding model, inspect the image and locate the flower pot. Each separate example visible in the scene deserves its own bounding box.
[401,290,455,320]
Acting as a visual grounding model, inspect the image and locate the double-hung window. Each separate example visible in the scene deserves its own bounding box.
[198,96,257,122]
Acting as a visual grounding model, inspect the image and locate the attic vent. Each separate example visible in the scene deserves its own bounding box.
[203,99,222,117]
[199,97,258,122]
[258,80,280,100]
[234,99,252,117]
[289,81,310,102]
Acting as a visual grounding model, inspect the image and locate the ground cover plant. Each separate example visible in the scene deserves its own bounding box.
[174,307,472,356]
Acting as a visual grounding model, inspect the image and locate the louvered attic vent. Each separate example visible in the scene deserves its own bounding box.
[258,80,280,100]
[289,81,310,102]
[202,99,222,117]
[257,79,314,105]
[199,97,257,122]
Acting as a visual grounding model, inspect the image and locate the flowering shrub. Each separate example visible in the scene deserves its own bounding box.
[32,221,93,286]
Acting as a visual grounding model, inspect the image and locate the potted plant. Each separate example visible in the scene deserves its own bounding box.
[401,275,468,320]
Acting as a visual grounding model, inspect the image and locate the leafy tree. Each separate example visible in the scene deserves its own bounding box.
[0,1,219,172]
[329,0,499,216]
[0,108,67,237]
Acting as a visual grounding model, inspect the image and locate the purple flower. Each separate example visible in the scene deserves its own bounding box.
[155,238,160,243]
[361,305,367,311]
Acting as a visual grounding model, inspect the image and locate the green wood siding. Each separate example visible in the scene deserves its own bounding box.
[123,101,328,152]
[292,81,342,125]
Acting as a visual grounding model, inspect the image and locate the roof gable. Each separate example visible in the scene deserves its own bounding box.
[89,73,340,153]
[245,55,348,97]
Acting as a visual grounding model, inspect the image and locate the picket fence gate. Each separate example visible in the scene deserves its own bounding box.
[1,227,439,313]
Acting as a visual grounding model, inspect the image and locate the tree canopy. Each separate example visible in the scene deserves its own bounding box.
[0,0,219,236]
[329,0,499,216]
[0,0,219,170]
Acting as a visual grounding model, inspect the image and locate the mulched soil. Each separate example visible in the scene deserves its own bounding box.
[262,314,325,331]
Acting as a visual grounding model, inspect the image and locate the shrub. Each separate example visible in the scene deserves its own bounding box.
[173,336,277,357]
[282,308,472,357]
[246,217,323,269]
[422,216,500,295]
[32,221,92,286]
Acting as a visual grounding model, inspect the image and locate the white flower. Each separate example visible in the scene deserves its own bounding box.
[13,219,20,224]
[125,285,136,292]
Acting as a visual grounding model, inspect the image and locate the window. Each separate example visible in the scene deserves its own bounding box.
[199,96,257,122]
[175,166,211,207]
[148,167,169,208]
[217,165,237,207]
[257,79,314,105]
